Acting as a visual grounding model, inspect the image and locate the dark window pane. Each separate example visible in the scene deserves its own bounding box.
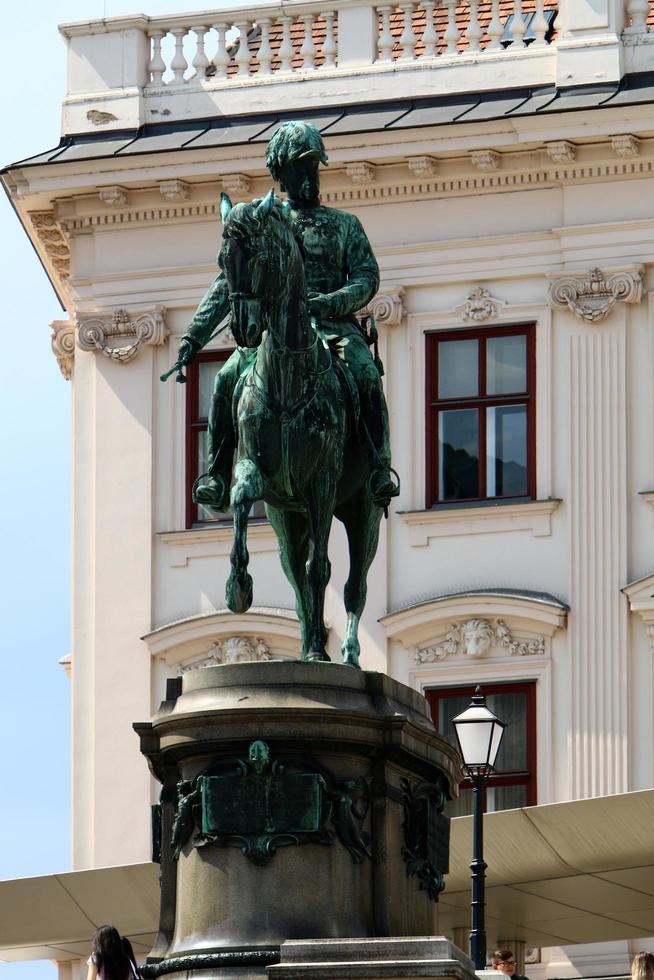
[487,405,527,497]
[487,691,527,771]
[438,409,479,500]
[487,783,527,812]
[437,694,471,748]
[438,339,478,398]
[487,334,527,394]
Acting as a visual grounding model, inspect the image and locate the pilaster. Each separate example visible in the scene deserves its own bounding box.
[568,319,628,799]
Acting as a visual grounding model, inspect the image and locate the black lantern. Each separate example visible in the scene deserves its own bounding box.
[452,686,506,970]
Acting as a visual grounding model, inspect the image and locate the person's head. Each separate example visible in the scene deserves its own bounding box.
[265,121,328,206]
[491,950,517,975]
[632,952,654,980]
[92,926,132,980]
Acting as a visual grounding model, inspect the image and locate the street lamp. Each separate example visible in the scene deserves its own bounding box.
[451,686,506,970]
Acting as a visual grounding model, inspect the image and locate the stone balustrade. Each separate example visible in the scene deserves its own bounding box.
[57,0,654,135]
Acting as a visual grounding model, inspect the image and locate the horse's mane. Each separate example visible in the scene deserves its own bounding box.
[222,197,304,295]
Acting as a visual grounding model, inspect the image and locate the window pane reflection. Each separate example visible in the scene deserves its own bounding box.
[438,339,478,398]
[487,783,527,812]
[438,409,479,499]
[487,405,527,497]
[487,335,526,394]
[199,361,221,417]
[487,691,527,771]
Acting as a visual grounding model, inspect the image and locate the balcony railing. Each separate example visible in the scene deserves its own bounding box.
[58,0,654,135]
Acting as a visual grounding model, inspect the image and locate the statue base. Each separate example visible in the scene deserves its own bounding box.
[135,661,461,979]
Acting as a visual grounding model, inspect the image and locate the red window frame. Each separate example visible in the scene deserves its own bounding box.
[425,680,537,809]
[185,349,233,528]
[425,324,536,508]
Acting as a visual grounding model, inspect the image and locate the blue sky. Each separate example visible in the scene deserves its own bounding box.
[0,3,232,977]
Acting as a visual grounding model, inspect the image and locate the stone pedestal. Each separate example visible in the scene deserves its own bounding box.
[270,938,477,980]
[134,662,462,980]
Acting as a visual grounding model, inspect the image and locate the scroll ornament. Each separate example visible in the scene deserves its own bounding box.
[414,618,545,664]
[50,320,75,380]
[358,287,406,328]
[549,268,643,323]
[76,308,168,362]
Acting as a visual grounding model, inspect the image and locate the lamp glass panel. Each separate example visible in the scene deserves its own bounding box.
[488,721,505,768]
[454,719,495,767]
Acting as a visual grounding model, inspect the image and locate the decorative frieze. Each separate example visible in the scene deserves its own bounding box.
[470,150,500,172]
[222,174,251,196]
[546,140,577,163]
[407,156,438,178]
[454,286,507,322]
[50,320,75,380]
[76,307,168,362]
[414,618,545,664]
[29,211,70,281]
[159,179,189,201]
[179,636,271,673]
[345,162,376,184]
[98,185,129,207]
[611,135,640,158]
[359,286,406,328]
[549,267,644,322]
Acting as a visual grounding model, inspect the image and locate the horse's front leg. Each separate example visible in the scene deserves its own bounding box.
[303,484,336,661]
[226,458,264,614]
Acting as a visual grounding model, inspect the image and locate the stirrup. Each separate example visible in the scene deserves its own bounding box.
[192,472,230,511]
[368,467,400,509]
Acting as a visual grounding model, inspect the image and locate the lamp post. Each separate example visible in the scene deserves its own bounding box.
[452,686,506,971]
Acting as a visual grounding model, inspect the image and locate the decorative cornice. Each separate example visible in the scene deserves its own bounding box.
[414,617,546,664]
[222,173,251,196]
[345,162,376,184]
[470,149,500,172]
[53,157,654,230]
[359,286,406,328]
[159,178,189,201]
[546,140,576,163]
[454,286,507,322]
[611,135,640,159]
[407,156,438,178]
[29,211,70,281]
[99,185,129,207]
[50,319,75,380]
[76,307,168,361]
[549,266,644,322]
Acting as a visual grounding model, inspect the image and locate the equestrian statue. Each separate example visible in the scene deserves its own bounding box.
[162,121,399,668]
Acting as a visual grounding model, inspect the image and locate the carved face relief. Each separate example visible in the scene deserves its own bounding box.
[461,619,495,658]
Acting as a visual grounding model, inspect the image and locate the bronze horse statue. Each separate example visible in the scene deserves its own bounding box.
[219,190,384,668]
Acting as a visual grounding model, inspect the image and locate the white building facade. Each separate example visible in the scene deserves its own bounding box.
[4,0,654,975]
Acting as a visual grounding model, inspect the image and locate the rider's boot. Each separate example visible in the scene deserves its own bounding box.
[359,385,400,509]
[192,358,239,512]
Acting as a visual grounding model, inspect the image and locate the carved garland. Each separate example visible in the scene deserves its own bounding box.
[454,286,507,322]
[549,267,644,323]
[414,617,545,664]
[76,308,168,362]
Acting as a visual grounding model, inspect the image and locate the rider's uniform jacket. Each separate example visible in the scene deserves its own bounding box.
[182,203,380,350]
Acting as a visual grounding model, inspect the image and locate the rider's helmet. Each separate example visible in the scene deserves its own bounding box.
[265,120,328,182]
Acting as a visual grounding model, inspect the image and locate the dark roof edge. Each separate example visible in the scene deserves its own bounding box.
[5,71,654,173]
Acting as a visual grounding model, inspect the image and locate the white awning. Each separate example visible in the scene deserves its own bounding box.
[1,790,654,961]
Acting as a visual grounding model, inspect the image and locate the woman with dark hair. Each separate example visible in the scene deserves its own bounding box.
[86,925,140,980]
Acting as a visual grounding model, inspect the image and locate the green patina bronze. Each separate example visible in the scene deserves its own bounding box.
[400,777,450,903]
[170,740,371,866]
[162,121,399,667]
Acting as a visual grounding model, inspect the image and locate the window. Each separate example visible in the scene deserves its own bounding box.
[425,681,536,818]
[426,325,535,508]
[185,350,265,527]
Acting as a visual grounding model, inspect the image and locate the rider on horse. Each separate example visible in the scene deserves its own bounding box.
[173,120,399,512]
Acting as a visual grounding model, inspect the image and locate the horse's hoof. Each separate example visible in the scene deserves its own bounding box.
[226,572,253,613]
[342,645,361,669]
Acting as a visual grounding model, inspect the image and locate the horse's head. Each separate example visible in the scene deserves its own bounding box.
[219,189,300,349]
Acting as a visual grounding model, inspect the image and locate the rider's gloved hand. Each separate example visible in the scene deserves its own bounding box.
[177,336,201,366]
[307,292,334,321]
